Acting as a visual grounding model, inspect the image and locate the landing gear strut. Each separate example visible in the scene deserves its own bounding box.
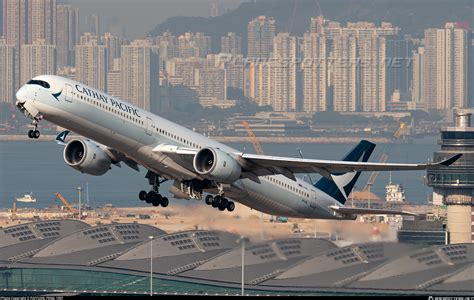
[27,119,40,139]
[139,171,169,207]
[205,194,235,212]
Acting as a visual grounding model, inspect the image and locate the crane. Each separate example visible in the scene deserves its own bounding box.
[54,192,78,214]
[360,122,406,193]
[393,122,406,139]
[242,121,264,155]
[362,153,389,193]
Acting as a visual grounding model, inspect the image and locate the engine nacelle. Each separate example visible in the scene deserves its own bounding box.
[63,139,111,176]
[193,147,241,183]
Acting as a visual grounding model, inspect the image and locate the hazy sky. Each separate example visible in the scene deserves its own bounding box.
[63,0,247,38]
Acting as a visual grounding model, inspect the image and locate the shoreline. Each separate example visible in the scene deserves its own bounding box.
[0,134,412,144]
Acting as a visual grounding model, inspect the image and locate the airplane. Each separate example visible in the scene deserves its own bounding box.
[15,75,462,220]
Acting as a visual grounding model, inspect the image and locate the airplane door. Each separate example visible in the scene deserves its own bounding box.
[64,83,73,102]
[145,117,154,135]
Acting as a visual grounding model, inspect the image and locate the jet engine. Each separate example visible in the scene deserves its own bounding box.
[193,147,241,183]
[63,139,111,176]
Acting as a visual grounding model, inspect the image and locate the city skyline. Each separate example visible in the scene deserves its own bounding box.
[1,0,473,119]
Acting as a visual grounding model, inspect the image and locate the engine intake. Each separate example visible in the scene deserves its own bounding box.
[63,139,111,176]
[193,147,241,183]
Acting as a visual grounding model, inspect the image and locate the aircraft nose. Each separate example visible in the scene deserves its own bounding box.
[15,86,29,104]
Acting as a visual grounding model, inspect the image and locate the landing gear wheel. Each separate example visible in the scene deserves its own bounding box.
[161,197,169,207]
[212,195,222,208]
[28,130,34,139]
[227,201,235,212]
[152,194,162,207]
[218,198,228,211]
[139,190,147,201]
[205,195,214,205]
[146,191,156,204]
[33,130,40,139]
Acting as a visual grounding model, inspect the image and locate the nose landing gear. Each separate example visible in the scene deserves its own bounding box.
[28,129,40,139]
[27,119,41,139]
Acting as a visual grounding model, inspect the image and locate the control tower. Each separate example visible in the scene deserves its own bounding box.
[426,112,474,244]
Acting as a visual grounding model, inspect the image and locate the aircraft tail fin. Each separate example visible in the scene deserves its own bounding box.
[314,140,375,205]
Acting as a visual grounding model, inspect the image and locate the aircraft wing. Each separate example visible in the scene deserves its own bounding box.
[150,142,461,182]
[239,153,462,181]
[329,205,418,216]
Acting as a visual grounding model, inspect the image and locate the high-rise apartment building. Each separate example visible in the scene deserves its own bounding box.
[424,23,469,110]
[157,31,178,63]
[75,38,107,91]
[2,0,28,47]
[411,46,425,106]
[79,32,99,45]
[56,4,79,68]
[106,58,121,98]
[270,33,299,112]
[223,54,245,91]
[332,34,357,111]
[302,32,327,112]
[0,39,16,104]
[121,39,160,112]
[165,57,206,88]
[20,39,56,85]
[3,0,58,92]
[385,37,414,102]
[177,32,211,58]
[3,0,27,91]
[101,32,122,71]
[28,0,56,45]
[208,53,244,92]
[315,20,399,40]
[247,16,276,59]
[221,32,242,56]
[244,61,272,106]
[359,35,386,112]
[198,67,226,100]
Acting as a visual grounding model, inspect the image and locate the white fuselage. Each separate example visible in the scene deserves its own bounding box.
[16,75,344,219]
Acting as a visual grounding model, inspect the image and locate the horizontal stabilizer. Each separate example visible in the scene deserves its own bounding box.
[329,205,418,216]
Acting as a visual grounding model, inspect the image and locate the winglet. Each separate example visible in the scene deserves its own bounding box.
[439,154,462,166]
[55,130,70,145]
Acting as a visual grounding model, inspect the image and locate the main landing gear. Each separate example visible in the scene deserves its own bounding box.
[204,195,235,212]
[139,171,169,207]
[27,119,40,139]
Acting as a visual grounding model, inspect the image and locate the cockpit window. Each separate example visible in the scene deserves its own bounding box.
[26,79,50,89]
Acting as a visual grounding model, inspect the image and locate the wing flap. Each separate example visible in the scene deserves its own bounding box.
[152,144,199,173]
[329,205,418,216]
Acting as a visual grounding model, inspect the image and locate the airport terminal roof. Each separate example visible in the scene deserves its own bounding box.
[0,220,90,262]
[0,220,472,295]
[23,223,166,266]
[349,243,474,291]
[182,238,336,284]
[101,230,240,275]
[263,242,419,288]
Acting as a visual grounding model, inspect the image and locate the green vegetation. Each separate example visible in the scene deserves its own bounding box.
[149,0,473,53]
